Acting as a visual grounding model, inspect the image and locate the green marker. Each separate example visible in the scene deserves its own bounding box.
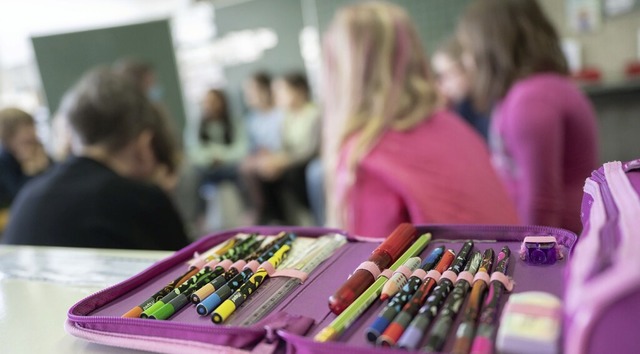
[314,233,432,342]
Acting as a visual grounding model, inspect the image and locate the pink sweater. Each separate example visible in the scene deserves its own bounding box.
[491,73,598,233]
[340,110,520,238]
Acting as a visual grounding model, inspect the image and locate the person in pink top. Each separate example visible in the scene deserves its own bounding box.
[321,2,519,238]
[457,0,598,233]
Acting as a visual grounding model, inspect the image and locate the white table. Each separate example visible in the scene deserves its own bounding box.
[0,245,172,354]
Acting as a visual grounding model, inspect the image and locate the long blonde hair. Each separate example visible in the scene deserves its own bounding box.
[322,1,438,227]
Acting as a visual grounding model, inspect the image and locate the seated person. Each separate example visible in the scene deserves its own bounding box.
[431,36,490,141]
[1,68,189,250]
[238,72,283,223]
[189,89,247,183]
[322,2,519,237]
[182,89,248,232]
[241,73,320,224]
[0,108,51,210]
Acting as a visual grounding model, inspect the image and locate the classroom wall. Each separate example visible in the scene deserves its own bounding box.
[539,0,640,82]
[539,0,640,163]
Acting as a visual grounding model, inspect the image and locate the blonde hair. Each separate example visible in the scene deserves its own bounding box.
[322,1,438,227]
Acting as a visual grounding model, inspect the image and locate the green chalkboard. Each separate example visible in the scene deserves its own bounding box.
[31,19,186,131]
[313,0,472,53]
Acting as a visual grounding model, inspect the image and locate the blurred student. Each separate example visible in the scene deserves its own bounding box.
[0,108,50,209]
[244,72,283,154]
[241,73,320,224]
[2,68,189,250]
[148,104,182,192]
[189,89,247,182]
[239,72,282,223]
[182,89,247,233]
[457,0,598,233]
[306,157,325,226]
[431,36,489,141]
[322,2,519,237]
[113,58,163,103]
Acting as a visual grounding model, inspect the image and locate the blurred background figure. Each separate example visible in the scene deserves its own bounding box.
[1,68,189,250]
[183,88,248,235]
[431,36,489,141]
[457,0,598,233]
[322,2,519,237]
[113,58,163,103]
[190,89,247,184]
[239,71,282,224]
[244,72,283,154]
[0,108,51,210]
[241,72,319,224]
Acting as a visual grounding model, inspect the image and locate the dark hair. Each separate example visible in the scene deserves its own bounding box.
[251,71,272,91]
[458,0,568,110]
[150,105,180,174]
[112,58,154,91]
[199,89,233,145]
[62,67,157,152]
[0,108,34,144]
[281,72,311,101]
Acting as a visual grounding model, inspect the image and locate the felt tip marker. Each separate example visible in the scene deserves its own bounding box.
[376,245,463,347]
[366,245,445,343]
[328,223,418,315]
[379,257,421,301]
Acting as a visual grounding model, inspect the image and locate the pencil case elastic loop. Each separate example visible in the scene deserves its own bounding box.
[216,259,233,271]
[456,271,474,285]
[412,269,427,279]
[490,271,515,292]
[438,270,458,284]
[473,272,491,286]
[393,265,413,280]
[231,260,247,271]
[426,269,442,282]
[270,268,310,283]
[189,258,207,269]
[377,269,393,280]
[245,260,261,272]
[260,261,277,276]
[353,261,382,279]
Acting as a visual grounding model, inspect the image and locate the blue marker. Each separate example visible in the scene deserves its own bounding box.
[365,246,445,343]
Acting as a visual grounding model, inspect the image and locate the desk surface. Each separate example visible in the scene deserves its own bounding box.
[0,245,172,354]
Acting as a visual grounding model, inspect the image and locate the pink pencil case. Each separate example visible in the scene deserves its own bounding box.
[66,224,577,353]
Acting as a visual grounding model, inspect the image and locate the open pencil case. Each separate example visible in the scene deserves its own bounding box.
[66,223,577,353]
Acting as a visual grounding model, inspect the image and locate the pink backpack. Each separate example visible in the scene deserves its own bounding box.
[565,160,640,353]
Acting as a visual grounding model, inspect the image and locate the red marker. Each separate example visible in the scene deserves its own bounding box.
[328,223,418,315]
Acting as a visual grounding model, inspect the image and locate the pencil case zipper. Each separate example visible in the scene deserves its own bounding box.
[278,330,417,354]
[588,169,622,274]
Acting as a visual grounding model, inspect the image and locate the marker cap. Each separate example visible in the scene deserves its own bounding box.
[376,223,417,263]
